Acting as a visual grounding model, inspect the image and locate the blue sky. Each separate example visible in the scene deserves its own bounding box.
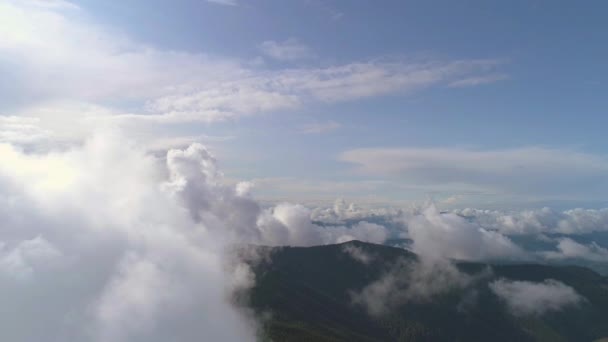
[1,0,607,209]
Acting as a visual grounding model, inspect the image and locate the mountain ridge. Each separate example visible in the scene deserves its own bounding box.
[244,240,608,342]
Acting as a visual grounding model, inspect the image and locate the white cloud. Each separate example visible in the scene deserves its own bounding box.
[490,279,584,316]
[0,116,52,145]
[342,243,374,264]
[340,146,608,200]
[407,205,526,261]
[145,134,236,153]
[256,203,389,246]
[248,177,449,206]
[0,0,507,132]
[0,135,259,341]
[259,38,314,61]
[541,238,608,262]
[0,0,239,104]
[333,221,390,244]
[300,120,341,134]
[282,59,503,103]
[352,257,487,315]
[17,0,79,9]
[143,82,301,122]
[311,199,405,224]
[448,73,508,87]
[207,0,238,6]
[0,236,61,280]
[141,59,503,124]
[0,132,393,341]
[454,207,608,234]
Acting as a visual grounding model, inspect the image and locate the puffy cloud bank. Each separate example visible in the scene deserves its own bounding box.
[0,137,255,341]
[0,135,388,341]
[490,279,585,316]
[313,200,608,265]
[311,198,405,225]
[541,238,608,263]
[407,205,526,261]
[456,207,608,235]
[258,203,388,246]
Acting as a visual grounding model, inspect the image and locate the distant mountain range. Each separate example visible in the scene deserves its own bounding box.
[244,241,608,342]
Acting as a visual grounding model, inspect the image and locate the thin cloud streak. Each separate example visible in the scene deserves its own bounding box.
[340,146,608,200]
[0,0,508,129]
[206,0,238,6]
[300,120,341,134]
[258,38,315,61]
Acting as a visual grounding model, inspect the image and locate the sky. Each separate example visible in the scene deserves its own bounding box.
[1,2,608,341]
[1,0,608,209]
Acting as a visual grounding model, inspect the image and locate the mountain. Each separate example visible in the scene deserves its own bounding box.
[244,241,608,342]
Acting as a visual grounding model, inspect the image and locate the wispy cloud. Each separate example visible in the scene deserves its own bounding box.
[0,0,508,144]
[449,73,509,87]
[19,0,80,9]
[300,120,341,134]
[206,0,237,6]
[258,38,314,61]
[340,146,608,200]
[306,0,344,21]
[490,279,584,316]
[145,134,236,152]
[352,256,486,315]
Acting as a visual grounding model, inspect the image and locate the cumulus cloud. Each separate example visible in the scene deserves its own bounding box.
[0,116,52,145]
[310,200,608,264]
[407,205,526,261]
[0,133,391,341]
[541,238,608,263]
[456,207,608,235]
[490,279,584,316]
[258,38,315,61]
[311,198,405,224]
[0,236,61,280]
[0,136,259,341]
[257,203,389,246]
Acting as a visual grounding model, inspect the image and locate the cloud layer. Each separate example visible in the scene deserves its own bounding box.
[258,38,314,61]
[407,205,526,261]
[341,146,608,200]
[456,207,608,235]
[0,0,506,137]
